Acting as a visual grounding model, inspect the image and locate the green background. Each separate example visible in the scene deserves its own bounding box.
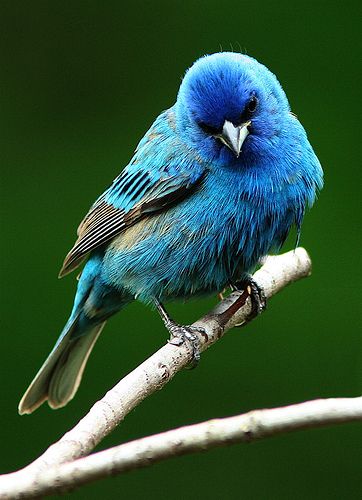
[1,1,361,498]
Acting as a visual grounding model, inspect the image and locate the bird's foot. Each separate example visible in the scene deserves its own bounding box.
[230,276,267,326]
[153,298,205,368]
[167,321,205,368]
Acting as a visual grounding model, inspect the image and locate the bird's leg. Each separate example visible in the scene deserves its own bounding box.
[154,299,206,368]
[230,276,267,326]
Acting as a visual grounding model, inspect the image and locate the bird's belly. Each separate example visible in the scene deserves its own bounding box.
[102,199,294,303]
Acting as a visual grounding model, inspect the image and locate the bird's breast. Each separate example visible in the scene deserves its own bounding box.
[103,170,296,301]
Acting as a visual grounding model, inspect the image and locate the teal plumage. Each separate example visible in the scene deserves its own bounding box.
[19,53,323,414]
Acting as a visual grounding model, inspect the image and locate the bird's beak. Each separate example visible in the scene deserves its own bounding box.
[218,120,251,157]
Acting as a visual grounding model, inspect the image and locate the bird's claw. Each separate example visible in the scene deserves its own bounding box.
[231,277,266,326]
[247,278,267,317]
[154,299,204,367]
[167,322,204,368]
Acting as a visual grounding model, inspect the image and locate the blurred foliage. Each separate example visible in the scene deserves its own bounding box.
[1,1,361,498]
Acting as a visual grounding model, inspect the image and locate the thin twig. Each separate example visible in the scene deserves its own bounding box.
[2,397,361,498]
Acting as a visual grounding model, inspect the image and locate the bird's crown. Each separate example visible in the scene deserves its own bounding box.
[178,52,289,133]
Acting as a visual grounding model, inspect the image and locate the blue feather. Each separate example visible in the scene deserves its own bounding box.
[19,52,323,414]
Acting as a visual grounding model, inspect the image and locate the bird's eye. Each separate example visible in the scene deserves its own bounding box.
[247,95,258,114]
[246,95,258,113]
[198,121,221,135]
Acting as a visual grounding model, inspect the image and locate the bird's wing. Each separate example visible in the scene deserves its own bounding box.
[59,130,206,277]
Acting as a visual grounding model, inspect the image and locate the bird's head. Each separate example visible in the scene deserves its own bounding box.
[176,52,291,164]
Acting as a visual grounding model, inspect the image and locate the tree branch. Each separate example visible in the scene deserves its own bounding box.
[2,397,361,498]
[1,248,314,497]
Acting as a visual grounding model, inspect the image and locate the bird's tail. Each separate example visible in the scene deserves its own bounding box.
[18,315,106,414]
[19,251,130,415]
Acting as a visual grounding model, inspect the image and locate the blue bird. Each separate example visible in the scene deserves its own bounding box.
[19,53,323,414]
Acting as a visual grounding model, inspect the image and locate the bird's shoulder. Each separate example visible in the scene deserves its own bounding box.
[59,107,207,277]
[105,107,207,209]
